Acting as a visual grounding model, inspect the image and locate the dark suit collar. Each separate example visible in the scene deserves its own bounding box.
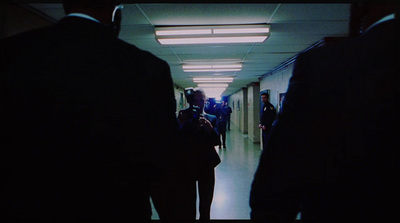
[363,18,395,37]
[65,13,100,23]
[365,13,395,33]
[358,18,396,46]
[56,16,116,40]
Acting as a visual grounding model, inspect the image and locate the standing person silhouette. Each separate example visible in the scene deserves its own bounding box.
[259,92,276,146]
[177,88,221,221]
[225,101,233,131]
[216,101,229,149]
[2,0,178,222]
[250,4,397,222]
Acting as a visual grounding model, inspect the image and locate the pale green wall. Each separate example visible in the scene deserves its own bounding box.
[247,84,260,143]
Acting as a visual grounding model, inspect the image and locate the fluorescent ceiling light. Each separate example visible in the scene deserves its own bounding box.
[203,90,226,93]
[184,68,241,72]
[198,84,229,88]
[183,65,212,69]
[213,27,270,34]
[203,89,225,92]
[155,24,270,45]
[205,87,226,92]
[212,64,242,69]
[183,64,241,69]
[183,63,242,72]
[156,29,212,36]
[203,87,226,92]
[206,94,222,100]
[205,93,224,95]
[158,36,268,45]
[202,88,226,93]
[193,77,234,83]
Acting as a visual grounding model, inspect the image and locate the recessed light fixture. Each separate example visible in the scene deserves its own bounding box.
[202,87,226,99]
[156,29,212,36]
[183,63,242,72]
[198,84,229,88]
[155,24,270,45]
[193,77,234,83]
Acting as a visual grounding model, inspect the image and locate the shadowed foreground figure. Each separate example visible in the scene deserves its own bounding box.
[2,0,178,222]
[250,4,397,222]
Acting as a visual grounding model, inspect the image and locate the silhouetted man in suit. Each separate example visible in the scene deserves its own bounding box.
[1,0,178,222]
[250,4,397,222]
[225,101,232,131]
[177,88,221,221]
[216,101,229,149]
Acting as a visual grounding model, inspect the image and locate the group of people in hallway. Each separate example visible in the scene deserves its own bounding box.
[2,0,396,222]
[205,100,232,149]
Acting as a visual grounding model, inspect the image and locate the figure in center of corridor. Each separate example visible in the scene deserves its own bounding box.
[177,88,221,221]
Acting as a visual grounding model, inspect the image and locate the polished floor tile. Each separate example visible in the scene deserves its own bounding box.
[151,123,262,220]
[211,124,262,220]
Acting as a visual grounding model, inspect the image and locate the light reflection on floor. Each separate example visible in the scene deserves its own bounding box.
[211,124,262,219]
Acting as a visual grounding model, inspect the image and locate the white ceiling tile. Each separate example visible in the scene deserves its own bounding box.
[246,52,297,61]
[266,34,328,45]
[271,21,349,35]
[178,53,247,61]
[170,45,252,55]
[272,4,351,22]
[29,4,65,21]
[28,4,63,10]
[120,4,151,25]
[139,4,278,26]
[252,44,310,53]
[119,25,155,39]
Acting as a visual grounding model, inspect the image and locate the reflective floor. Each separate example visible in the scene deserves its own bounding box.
[151,123,262,220]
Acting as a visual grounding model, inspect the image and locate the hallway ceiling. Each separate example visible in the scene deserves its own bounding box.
[27,3,351,96]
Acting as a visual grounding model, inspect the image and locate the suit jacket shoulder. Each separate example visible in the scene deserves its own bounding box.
[296,19,395,76]
[288,19,396,115]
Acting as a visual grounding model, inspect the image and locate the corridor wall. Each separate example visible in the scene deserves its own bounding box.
[229,88,248,134]
[259,63,294,113]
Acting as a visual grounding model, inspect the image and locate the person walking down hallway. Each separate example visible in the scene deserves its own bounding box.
[250,4,397,222]
[225,101,233,131]
[2,0,179,222]
[216,101,230,149]
[259,93,276,146]
[177,88,221,221]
